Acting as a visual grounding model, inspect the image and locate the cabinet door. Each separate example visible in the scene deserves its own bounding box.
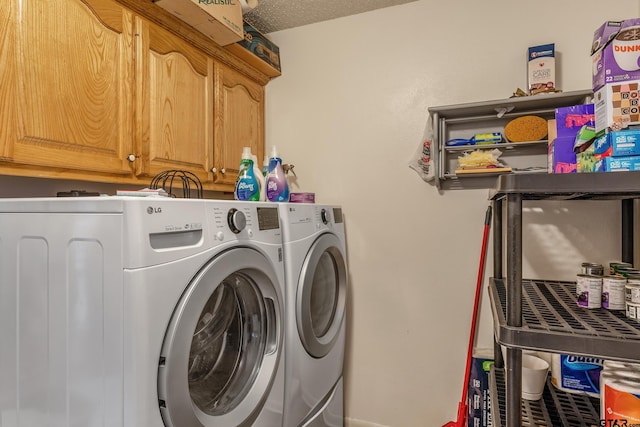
[1,0,135,174]
[135,18,214,184]
[213,63,264,186]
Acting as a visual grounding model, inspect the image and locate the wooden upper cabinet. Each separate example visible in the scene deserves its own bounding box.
[213,63,265,186]
[0,0,268,190]
[2,0,135,174]
[134,18,214,184]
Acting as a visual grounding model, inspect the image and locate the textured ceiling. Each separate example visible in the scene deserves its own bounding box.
[243,0,419,34]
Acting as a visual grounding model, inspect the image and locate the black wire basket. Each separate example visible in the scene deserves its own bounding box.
[149,170,203,199]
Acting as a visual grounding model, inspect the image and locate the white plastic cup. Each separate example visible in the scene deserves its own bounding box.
[522,354,550,400]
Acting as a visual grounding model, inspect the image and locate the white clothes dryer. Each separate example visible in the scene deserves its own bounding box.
[0,197,285,427]
[279,204,348,427]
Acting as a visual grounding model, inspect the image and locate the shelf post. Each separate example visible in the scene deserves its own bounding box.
[622,199,634,264]
[493,198,504,368]
[505,193,523,427]
[436,114,444,191]
[493,199,503,279]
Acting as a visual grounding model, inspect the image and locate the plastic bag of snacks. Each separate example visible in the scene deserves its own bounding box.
[409,118,435,182]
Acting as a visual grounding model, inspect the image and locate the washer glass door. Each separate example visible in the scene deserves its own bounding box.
[189,271,264,413]
[297,233,347,358]
[158,248,281,427]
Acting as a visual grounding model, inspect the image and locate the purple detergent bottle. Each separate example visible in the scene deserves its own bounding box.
[265,146,290,202]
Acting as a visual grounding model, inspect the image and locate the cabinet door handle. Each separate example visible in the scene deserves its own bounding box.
[127,154,137,162]
[211,168,226,174]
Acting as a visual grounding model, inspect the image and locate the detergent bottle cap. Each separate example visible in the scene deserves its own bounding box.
[242,147,252,160]
[270,146,279,159]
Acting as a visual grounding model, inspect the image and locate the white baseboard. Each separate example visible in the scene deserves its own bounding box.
[345,417,390,427]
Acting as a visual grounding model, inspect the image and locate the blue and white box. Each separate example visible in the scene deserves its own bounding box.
[593,129,640,157]
[468,350,493,427]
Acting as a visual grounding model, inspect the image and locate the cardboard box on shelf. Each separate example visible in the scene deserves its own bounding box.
[591,21,624,56]
[555,104,595,139]
[225,21,281,77]
[547,119,557,173]
[592,18,640,91]
[592,129,640,157]
[576,149,600,173]
[594,80,640,133]
[595,154,640,172]
[528,43,556,95]
[154,0,243,46]
[549,136,577,173]
[550,104,595,173]
[574,128,640,173]
[577,135,610,173]
[467,352,493,427]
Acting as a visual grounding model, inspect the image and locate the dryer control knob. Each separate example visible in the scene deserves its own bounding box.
[320,208,329,224]
[227,208,246,234]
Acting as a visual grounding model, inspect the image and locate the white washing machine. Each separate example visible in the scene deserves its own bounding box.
[279,203,348,427]
[0,197,285,427]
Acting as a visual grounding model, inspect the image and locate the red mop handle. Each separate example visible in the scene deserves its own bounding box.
[463,206,492,395]
[442,206,492,427]
[460,206,493,426]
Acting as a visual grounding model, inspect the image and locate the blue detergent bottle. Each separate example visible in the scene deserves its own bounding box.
[265,146,290,202]
[234,147,260,201]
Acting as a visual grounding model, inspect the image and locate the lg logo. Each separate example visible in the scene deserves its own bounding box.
[147,206,162,214]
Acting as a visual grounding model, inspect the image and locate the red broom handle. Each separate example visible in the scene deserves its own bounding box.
[460,206,492,417]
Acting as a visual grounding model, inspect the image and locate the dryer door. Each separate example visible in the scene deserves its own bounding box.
[158,247,282,427]
[297,233,348,358]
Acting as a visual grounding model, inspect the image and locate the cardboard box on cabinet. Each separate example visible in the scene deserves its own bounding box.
[154,0,243,46]
[225,21,281,77]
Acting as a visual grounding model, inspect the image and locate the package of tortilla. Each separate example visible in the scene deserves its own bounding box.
[504,115,548,142]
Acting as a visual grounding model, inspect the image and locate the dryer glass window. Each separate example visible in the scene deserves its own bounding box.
[188,272,266,415]
[310,252,339,337]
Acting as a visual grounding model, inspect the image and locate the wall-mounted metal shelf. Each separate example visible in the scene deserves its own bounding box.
[428,90,593,190]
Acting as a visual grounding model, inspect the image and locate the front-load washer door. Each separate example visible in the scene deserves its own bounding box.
[158,247,282,427]
[297,233,347,358]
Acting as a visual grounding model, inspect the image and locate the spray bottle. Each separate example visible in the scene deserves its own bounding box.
[234,147,260,201]
[265,146,290,202]
[262,154,270,178]
[252,153,266,201]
